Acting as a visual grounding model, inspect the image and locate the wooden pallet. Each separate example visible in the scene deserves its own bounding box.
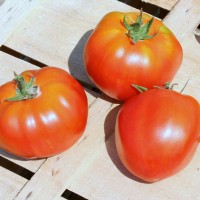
[0,0,200,199]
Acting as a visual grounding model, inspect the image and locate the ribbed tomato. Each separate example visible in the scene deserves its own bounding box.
[84,10,183,101]
[0,67,88,159]
[115,89,200,182]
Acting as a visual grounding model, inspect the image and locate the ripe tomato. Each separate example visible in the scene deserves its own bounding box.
[84,11,183,101]
[0,67,88,159]
[115,89,200,182]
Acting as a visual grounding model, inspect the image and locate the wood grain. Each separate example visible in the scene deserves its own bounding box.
[0,167,27,200]
[162,0,200,101]
[143,0,179,10]
[69,134,200,200]
[3,0,135,85]
[0,0,44,46]
[0,0,199,199]
[163,0,200,42]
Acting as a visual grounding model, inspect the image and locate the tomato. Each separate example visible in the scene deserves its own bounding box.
[115,89,200,182]
[0,67,88,159]
[84,11,183,101]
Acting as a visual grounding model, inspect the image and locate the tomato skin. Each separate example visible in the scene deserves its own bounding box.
[84,11,183,101]
[0,67,88,159]
[115,89,200,182]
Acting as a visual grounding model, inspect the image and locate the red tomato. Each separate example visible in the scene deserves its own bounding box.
[84,11,183,101]
[0,67,88,159]
[115,89,200,182]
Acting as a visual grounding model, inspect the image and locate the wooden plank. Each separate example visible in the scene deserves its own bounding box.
[0,0,199,199]
[68,1,200,198]
[14,96,117,200]
[13,76,200,200]
[168,32,200,101]
[0,51,39,83]
[0,51,98,173]
[161,0,200,99]
[69,134,200,200]
[12,0,198,199]
[163,0,200,42]
[0,166,27,200]
[3,0,135,86]
[0,0,44,46]
[142,0,179,10]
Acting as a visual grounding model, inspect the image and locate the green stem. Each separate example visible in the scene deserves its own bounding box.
[132,84,148,93]
[132,82,181,94]
[123,9,157,43]
[5,72,38,102]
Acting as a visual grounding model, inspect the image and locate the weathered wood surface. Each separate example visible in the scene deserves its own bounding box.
[0,0,199,199]
[0,167,27,200]
[3,0,135,85]
[143,0,179,10]
[0,0,44,46]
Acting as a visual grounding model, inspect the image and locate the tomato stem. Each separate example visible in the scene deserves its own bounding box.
[5,72,38,102]
[123,9,157,44]
[132,82,182,94]
[132,84,148,93]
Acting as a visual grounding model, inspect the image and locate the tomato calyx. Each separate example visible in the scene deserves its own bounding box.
[123,9,157,44]
[131,84,148,93]
[132,80,189,94]
[132,82,176,93]
[5,72,39,102]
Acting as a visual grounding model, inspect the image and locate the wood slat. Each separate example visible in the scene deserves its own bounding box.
[0,51,39,83]
[68,1,200,198]
[0,0,43,46]
[143,0,179,10]
[14,96,118,200]
[163,0,200,42]
[12,0,199,199]
[3,0,135,86]
[0,167,27,200]
[69,134,200,200]
[162,0,200,101]
[168,32,200,101]
[0,0,200,199]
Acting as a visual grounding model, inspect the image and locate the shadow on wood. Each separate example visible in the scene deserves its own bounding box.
[68,31,92,83]
[68,30,103,98]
